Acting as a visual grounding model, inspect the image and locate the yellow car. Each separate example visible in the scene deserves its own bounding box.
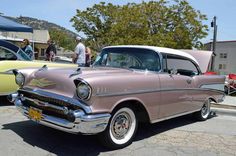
[0,40,76,96]
[0,60,76,96]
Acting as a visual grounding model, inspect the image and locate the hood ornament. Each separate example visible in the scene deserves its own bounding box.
[69,67,82,78]
[38,65,48,72]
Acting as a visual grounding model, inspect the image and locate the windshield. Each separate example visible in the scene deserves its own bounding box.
[17,49,31,61]
[94,47,161,72]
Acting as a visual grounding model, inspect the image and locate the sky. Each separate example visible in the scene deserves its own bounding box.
[1,0,236,43]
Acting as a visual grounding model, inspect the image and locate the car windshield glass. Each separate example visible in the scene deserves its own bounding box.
[17,49,31,61]
[94,47,161,72]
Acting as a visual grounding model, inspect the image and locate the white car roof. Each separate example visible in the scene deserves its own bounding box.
[104,45,199,65]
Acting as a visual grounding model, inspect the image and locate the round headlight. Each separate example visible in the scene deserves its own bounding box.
[76,82,91,100]
[15,72,25,86]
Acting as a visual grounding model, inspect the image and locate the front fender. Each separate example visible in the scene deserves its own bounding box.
[0,73,18,96]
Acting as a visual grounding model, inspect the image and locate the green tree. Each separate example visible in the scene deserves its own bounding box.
[49,28,76,51]
[71,2,117,51]
[71,0,208,51]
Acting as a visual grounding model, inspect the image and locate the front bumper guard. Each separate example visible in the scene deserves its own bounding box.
[11,93,111,134]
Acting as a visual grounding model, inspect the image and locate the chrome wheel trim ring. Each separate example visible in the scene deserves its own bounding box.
[109,108,136,145]
[201,99,210,119]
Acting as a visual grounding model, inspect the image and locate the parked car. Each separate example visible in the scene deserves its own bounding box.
[9,46,225,149]
[0,60,76,96]
[0,40,76,96]
[0,39,72,63]
[0,39,31,61]
[54,56,73,64]
[224,74,236,95]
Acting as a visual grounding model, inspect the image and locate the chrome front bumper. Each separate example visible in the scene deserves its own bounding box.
[10,93,111,134]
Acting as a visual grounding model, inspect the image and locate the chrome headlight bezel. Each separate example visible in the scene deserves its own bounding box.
[15,72,25,87]
[76,81,92,100]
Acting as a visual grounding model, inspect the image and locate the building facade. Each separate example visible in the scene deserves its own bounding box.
[205,41,236,75]
[0,30,74,60]
[0,30,49,59]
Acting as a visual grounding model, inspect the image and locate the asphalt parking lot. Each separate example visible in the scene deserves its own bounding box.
[0,97,236,156]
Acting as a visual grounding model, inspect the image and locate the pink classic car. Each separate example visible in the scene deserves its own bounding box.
[9,46,225,149]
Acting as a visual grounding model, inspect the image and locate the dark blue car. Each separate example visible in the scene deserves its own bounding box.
[0,40,31,61]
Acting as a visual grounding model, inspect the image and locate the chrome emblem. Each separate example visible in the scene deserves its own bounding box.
[29,78,56,88]
[34,99,46,106]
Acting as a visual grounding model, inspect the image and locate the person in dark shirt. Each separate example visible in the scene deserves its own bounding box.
[45,39,57,61]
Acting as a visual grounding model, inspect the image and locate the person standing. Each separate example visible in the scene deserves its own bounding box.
[85,47,92,67]
[45,39,57,62]
[22,39,34,60]
[73,36,86,66]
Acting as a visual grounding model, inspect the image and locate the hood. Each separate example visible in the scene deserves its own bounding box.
[28,67,143,82]
[24,67,146,97]
[181,50,213,73]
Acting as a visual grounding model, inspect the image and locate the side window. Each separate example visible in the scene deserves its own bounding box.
[94,48,161,72]
[41,49,45,56]
[166,54,199,77]
[17,49,31,61]
[0,47,17,60]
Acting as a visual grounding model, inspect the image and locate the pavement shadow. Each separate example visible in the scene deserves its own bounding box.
[2,114,215,155]
[0,96,12,106]
[2,121,107,155]
[134,114,199,142]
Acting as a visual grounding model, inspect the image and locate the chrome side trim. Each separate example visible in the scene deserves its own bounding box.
[200,83,225,92]
[199,88,225,94]
[19,87,92,113]
[96,87,225,97]
[151,109,201,124]
[96,88,161,97]
[0,72,14,75]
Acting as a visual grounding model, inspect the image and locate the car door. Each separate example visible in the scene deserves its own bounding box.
[158,54,198,118]
[0,47,18,60]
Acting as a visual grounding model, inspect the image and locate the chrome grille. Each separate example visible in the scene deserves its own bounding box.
[18,90,80,110]
[17,88,92,114]
[23,98,68,119]
[17,89,83,121]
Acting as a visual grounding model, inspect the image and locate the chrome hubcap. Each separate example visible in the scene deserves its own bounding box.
[111,112,131,140]
[201,100,210,118]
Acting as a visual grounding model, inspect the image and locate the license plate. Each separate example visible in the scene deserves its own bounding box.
[28,107,42,121]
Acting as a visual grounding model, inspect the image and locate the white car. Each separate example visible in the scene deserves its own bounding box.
[54,56,72,64]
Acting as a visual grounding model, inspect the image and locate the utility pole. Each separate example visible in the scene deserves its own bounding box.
[210,16,217,71]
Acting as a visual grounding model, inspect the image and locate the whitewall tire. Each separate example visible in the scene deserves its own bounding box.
[99,107,138,149]
[195,99,211,121]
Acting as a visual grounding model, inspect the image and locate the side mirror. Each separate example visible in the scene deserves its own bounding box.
[170,68,178,76]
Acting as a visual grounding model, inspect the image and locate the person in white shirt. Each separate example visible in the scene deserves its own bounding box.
[73,36,86,66]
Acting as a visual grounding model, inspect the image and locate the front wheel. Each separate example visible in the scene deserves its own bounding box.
[99,107,138,149]
[195,99,211,121]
